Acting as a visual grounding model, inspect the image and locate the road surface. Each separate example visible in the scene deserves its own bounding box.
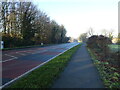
[1,42,79,88]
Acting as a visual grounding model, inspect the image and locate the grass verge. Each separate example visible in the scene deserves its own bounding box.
[87,48,120,88]
[8,44,81,88]
[108,44,120,52]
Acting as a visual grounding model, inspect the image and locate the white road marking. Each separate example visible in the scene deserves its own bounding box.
[32,50,47,54]
[1,50,48,63]
[15,50,36,55]
[20,50,35,53]
[1,54,18,63]
[4,54,17,58]
[1,43,80,88]
[1,58,17,63]
[16,52,26,56]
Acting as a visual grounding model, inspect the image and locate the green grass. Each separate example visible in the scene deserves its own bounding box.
[8,43,81,88]
[108,44,120,52]
[87,48,120,88]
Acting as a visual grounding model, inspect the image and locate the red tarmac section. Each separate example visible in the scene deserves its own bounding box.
[3,60,41,78]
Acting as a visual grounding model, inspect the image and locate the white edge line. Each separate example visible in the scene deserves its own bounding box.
[0,43,80,89]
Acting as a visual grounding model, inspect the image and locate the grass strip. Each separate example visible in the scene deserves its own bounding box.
[8,44,81,88]
[87,48,120,88]
[108,44,120,52]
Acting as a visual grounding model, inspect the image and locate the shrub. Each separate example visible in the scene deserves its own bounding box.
[87,35,99,49]
[2,34,23,48]
[87,35,112,59]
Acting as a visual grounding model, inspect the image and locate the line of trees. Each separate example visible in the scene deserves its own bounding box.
[0,2,69,48]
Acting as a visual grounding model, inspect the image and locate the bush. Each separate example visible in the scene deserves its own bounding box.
[87,35,120,88]
[87,35,113,60]
[87,35,99,48]
[110,51,120,68]
[87,35,112,48]
[2,34,23,48]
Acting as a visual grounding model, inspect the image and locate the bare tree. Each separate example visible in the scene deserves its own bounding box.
[1,2,10,34]
[101,29,114,40]
[87,27,94,37]
[101,29,108,37]
[79,33,88,42]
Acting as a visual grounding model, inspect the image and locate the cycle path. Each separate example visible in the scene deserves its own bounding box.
[52,44,104,88]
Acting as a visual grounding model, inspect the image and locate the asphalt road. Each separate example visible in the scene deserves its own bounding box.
[1,42,79,87]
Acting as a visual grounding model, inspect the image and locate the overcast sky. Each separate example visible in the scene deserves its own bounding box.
[33,0,119,38]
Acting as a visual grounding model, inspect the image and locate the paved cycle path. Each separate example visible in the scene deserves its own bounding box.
[52,44,104,88]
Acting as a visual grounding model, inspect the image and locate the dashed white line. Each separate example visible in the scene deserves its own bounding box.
[32,50,47,54]
[16,52,26,56]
